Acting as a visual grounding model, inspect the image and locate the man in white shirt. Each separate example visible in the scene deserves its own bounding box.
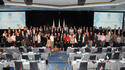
[37,32,41,47]
[50,34,54,48]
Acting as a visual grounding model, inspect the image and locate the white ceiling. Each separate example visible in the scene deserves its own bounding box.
[1,0,125,11]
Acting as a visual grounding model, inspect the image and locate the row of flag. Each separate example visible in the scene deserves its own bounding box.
[52,19,65,27]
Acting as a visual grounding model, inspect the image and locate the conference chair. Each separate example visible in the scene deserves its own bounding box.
[106,48,112,52]
[15,62,24,70]
[3,67,14,70]
[79,62,88,70]
[74,48,79,53]
[27,48,32,53]
[19,48,25,53]
[120,67,125,70]
[89,55,96,60]
[39,49,44,53]
[74,56,81,61]
[96,47,102,53]
[35,54,42,60]
[22,55,29,60]
[85,48,91,52]
[30,62,39,70]
[112,52,120,59]
[0,48,3,53]
[96,63,105,70]
[6,54,13,60]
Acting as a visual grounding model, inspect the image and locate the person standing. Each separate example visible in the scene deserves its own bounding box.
[100,33,106,47]
[105,32,111,47]
[37,32,41,47]
[50,34,54,49]
[11,33,16,46]
[76,32,82,47]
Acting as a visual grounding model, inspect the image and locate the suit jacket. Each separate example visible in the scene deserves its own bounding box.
[76,34,83,43]
[28,35,33,41]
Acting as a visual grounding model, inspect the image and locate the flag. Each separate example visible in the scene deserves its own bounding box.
[99,66,103,70]
[20,67,22,70]
[106,55,109,60]
[58,19,60,27]
[53,19,55,27]
[63,19,65,27]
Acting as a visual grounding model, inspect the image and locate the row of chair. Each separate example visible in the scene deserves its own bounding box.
[79,62,125,70]
[74,52,120,61]
[15,61,39,70]
[4,54,43,61]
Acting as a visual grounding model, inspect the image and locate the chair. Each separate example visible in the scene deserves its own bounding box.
[22,55,29,60]
[97,63,105,70]
[35,54,41,60]
[39,49,44,53]
[79,62,88,70]
[27,48,32,52]
[96,47,102,53]
[30,62,39,70]
[0,48,3,52]
[85,48,91,52]
[107,48,112,52]
[74,48,79,53]
[15,62,23,70]
[19,48,24,53]
[74,57,81,61]
[113,52,120,59]
[6,54,13,60]
[3,67,14,70]
[120,67,125,70]
[89,55,96,60]
[105,53,112,60]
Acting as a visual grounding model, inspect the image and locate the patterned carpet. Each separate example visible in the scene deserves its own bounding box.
[47,51,71,70]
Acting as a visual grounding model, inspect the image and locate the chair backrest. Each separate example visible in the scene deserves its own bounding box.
[19,48,24,53]
[0,48,3,52]
[79,62,88,70]
[85,48,91,52]
[107,48,112,52]
[120,67,125,70]
[22,55,29,60]
[97,63,105,70]
[74,57,81,61]
[113,52,120,59]
[39,49,44,53]
[3,67,14,70]
[15,62,23,70]
[97,47,102,53]
[35,54,41,60]
[6,54,13,60]
[74,49,79,53]
[89,55,96,60]
[30,62,39,70]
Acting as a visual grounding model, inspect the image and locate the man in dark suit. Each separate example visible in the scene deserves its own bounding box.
[41,34,47,46]
[76,33,82,47]
[89,32,94,47]
[16,33,21,47]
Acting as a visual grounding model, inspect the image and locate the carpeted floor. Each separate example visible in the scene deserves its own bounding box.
[47,51,71,70]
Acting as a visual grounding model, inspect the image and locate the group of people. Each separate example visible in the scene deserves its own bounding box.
[0,25,125,51]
